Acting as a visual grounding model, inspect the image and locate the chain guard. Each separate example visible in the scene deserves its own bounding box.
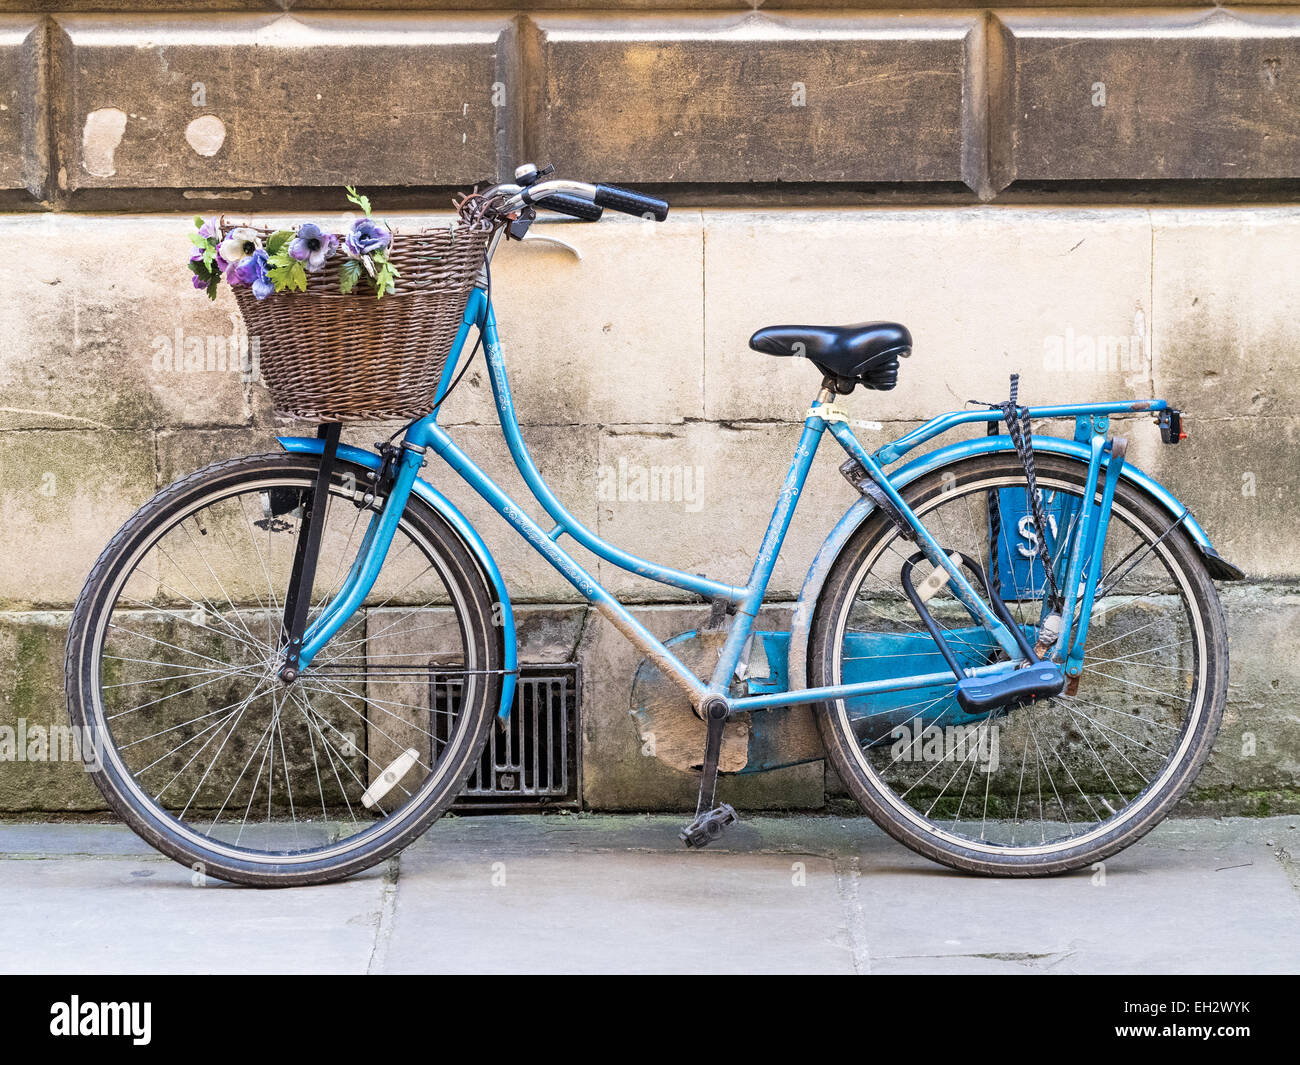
[629,630,749,774]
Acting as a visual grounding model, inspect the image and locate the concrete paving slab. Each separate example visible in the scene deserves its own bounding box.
[386,844,857,974]
[0,852,388,975]
[853,818,1300,975]
[0,814,1295,975]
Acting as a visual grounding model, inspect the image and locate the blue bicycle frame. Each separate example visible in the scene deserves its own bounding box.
[279,282,1231,730]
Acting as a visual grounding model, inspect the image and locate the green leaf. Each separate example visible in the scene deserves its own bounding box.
[339,258,362,295]
[373,260,398,299]
[205,275,220,301]
[344,185,372,216]
[265,229,294,256]
[266,258,307,294]
[193,215,205,229]
[187,259,208,277]
[188,231,207,248]
[202,246,216,269]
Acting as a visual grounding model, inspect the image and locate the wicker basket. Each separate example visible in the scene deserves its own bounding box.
[231,223,491,421]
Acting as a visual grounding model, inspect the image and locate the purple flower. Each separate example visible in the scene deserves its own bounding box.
[345,217,391,256]
[231,248,274,300]
[196,217,221,242]
[190,246,228,273]
[192,273,209,290]
[288,222,338,272]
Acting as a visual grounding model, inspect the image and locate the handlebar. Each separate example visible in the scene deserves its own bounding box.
[486,171,670,224]
[533,192,604,221]
[593,184,669,221]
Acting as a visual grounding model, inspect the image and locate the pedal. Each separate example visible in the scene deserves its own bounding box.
[680,804,738,848]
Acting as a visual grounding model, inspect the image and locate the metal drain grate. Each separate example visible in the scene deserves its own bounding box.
[431,664,581,810]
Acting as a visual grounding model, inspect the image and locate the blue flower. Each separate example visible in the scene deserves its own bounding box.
[288,222,338,272]
[345,217,391,256]
[232,248,274,300]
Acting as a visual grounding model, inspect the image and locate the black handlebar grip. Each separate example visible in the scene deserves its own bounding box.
[593,184,670,221]
[533,193,604,221]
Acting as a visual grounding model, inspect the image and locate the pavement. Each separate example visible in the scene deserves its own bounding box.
[0,814,1297,975]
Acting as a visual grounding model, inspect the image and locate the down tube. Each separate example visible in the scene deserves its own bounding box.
[424,425,709,705]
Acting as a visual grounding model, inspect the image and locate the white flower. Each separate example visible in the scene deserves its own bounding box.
[218,227,262,264]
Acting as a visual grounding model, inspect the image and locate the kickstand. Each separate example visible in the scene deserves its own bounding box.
[278,421,341,683]
[680,698,738,848]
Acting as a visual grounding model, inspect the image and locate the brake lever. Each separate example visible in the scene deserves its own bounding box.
[517,234,583,260]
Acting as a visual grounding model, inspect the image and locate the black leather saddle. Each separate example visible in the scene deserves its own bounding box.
[749,322,911,393]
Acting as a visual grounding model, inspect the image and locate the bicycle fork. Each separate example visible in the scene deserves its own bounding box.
[277,426,426,682]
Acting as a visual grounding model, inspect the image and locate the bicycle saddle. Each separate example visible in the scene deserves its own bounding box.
[749,322,911,393]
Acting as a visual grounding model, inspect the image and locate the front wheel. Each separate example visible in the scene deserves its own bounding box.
[65,452,502,886]
[809,453,1228,876]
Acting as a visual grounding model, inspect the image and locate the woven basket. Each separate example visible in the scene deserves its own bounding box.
[231,223,491,421]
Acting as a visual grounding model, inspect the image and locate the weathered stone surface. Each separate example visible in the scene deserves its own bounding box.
[0,210,700,430]
[0,17,45,195]
[0,430,156,608]
[578,601,824,811]
[0,215,272,430]
[703,207,1155,422]
[527,12,980,186]
[0,612,104,811]
[1139,417,1300,581]
[1190,585,1300,814]
[513,604,588,662]
[593,420,862,602]
[992,10,1300,185]
[53,13,513,192]
[485,213,705,426]
[1151,208,1300,420]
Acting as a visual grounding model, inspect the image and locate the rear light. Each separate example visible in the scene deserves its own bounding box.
[1156,409,1187,444]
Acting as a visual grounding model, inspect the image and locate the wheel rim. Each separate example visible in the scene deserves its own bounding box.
[84,469,487,867]
[829,469,1209,859]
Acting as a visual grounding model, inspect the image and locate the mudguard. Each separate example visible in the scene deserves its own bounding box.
[277,436,517,720]
[787,434,1243,692]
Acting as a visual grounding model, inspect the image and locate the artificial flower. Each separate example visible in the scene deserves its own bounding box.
[218,227,262,265]
[190,244,227,272]
[344,217,391,256]
[288,223,338,272]
[232,248,275,300]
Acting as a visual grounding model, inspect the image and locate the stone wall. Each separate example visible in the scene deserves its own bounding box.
[1,3,1297,813]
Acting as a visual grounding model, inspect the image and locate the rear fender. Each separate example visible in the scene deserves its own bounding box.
[788,434,1242,691]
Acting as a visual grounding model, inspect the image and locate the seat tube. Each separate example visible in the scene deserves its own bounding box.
[707,416,825,694]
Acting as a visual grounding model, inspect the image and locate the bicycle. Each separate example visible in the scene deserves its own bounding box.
[66,165,1239,886]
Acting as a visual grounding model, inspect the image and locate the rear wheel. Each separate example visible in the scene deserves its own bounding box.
[66,453,502,886]
[809,453,1227,875]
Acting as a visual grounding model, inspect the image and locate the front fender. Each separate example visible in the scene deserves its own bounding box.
[787,434,1242,692]
[278,436,517,720]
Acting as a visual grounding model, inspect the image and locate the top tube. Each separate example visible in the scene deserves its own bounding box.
[409,287,748,607]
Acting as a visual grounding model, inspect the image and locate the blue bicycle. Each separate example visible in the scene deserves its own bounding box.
[67,167,1236,885]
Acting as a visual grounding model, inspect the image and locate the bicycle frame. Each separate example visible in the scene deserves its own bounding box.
[283,283,1180,722]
